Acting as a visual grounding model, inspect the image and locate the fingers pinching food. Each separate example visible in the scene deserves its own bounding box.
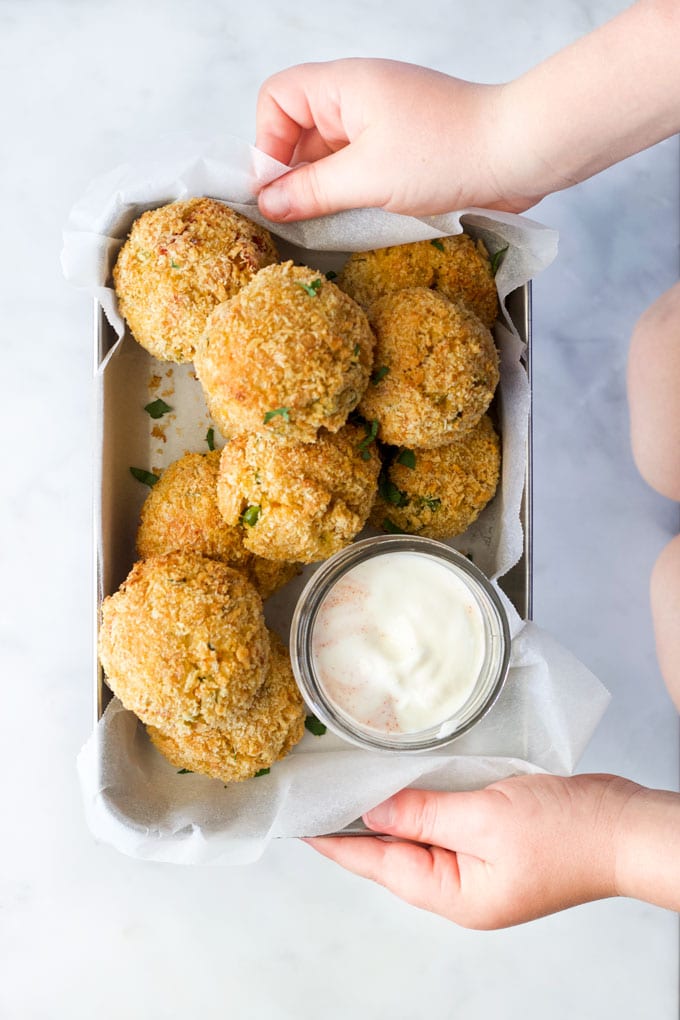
[372,414,501,539]
[194,262,374,443]
[216,424,381,563]
[338,235,498,327]
[98,552,270,732]
[147,633,306,783]
[113,198,278,362]
[358,288,499,449]
[136,450,297,599]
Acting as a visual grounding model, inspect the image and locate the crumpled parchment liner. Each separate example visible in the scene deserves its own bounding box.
[64,136,609,866]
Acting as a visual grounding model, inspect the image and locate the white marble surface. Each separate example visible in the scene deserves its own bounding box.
[1,1,678,1017]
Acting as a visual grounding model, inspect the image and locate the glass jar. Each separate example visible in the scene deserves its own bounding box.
[290,535,511,752]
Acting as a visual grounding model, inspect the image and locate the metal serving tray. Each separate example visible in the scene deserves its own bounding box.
[93,281,533,741]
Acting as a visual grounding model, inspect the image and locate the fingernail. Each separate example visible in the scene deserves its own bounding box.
[260,183,290,220]
[364,796,396,829]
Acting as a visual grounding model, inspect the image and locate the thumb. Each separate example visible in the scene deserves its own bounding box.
[257,138,380,222]
[364,787,499,852]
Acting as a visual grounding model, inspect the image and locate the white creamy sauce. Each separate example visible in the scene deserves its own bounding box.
[311,552,485,734]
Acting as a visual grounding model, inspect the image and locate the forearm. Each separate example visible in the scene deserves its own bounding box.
[500,0,680,198]
[615,786,680,911]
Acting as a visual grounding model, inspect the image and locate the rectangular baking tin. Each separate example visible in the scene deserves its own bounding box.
[93,283,533,732]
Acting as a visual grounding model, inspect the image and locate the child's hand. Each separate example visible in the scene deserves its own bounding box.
[255,59,542,222]
[304,774,642,929]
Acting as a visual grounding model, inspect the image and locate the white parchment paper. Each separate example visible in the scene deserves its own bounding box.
[63,136,610,866]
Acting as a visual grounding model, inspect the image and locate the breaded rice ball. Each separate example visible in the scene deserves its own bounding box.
[358,288,499,449]
[216,424,380,563]
[194,262,374,443]
[147,633,306,783]
[113,198,278,363]
[372,414,501,540]
[98,552,270,733]
[136,450,297,599]
[338,234,498,327]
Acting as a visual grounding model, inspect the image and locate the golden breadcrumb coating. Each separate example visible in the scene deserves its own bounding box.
[337,234,498,327]
[98,552,270,733]
[216,425,380,563]
[372,414,501,539]
[194,262,374,443]
[147,633,306,783]
[136,450,297,599]
[358,288,499,449]
[434,235,499,327]
[113,198,278,362]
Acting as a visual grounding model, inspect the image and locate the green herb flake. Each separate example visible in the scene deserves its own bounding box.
[170,259,181,269]
[371,365,390,386]
[384,480,408,507]
[357,419,379,459]
[396,448,416,469]
[206,427,215,451]
[144,397,172,419]
[263,407,291,425]
[325,270,338,281]
[305,715,327,736]
[240,505,261,528]
[353,344,360,357]
[382,517,405,535]
[296,278,323,297]
[421,496,441,512]
[177,768,193,775]
[253,768,270,778]
[430,239,445,252]
[490,244,509,276]
[130,466,160,488]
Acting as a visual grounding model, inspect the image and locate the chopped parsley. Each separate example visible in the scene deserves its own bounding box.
[130,466,160,487]
[421,496,441,512]
[305,715,327,736]
[176,768,193,775]
[396,448,416,469]
[381,517,405,534]
[240,505,261,527]
[263,407,291,425]
[296,278,323,297]
[382,479,408,507]
[206,427,215,451]
[353,343,360,357]
[170,259,181,269]
[144,398,172,419]
[371,365,390,385]
[253,768,270,778]
[430,239,445,252]
[490,244,509,276]
[357,419,379,460]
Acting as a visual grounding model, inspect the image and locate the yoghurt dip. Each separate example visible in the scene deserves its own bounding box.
[312,552,485,734]
[290,536,510,753]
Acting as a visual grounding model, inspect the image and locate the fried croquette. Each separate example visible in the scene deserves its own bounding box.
[147,633,306,783]
[113,198,278,363]
[136,450,297,599]
[337,234,498,327]
[194,262,374,443]
[358,288,499,449]
[98,552,270,733]
[372,414,501,539]
[216,424,380,563]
